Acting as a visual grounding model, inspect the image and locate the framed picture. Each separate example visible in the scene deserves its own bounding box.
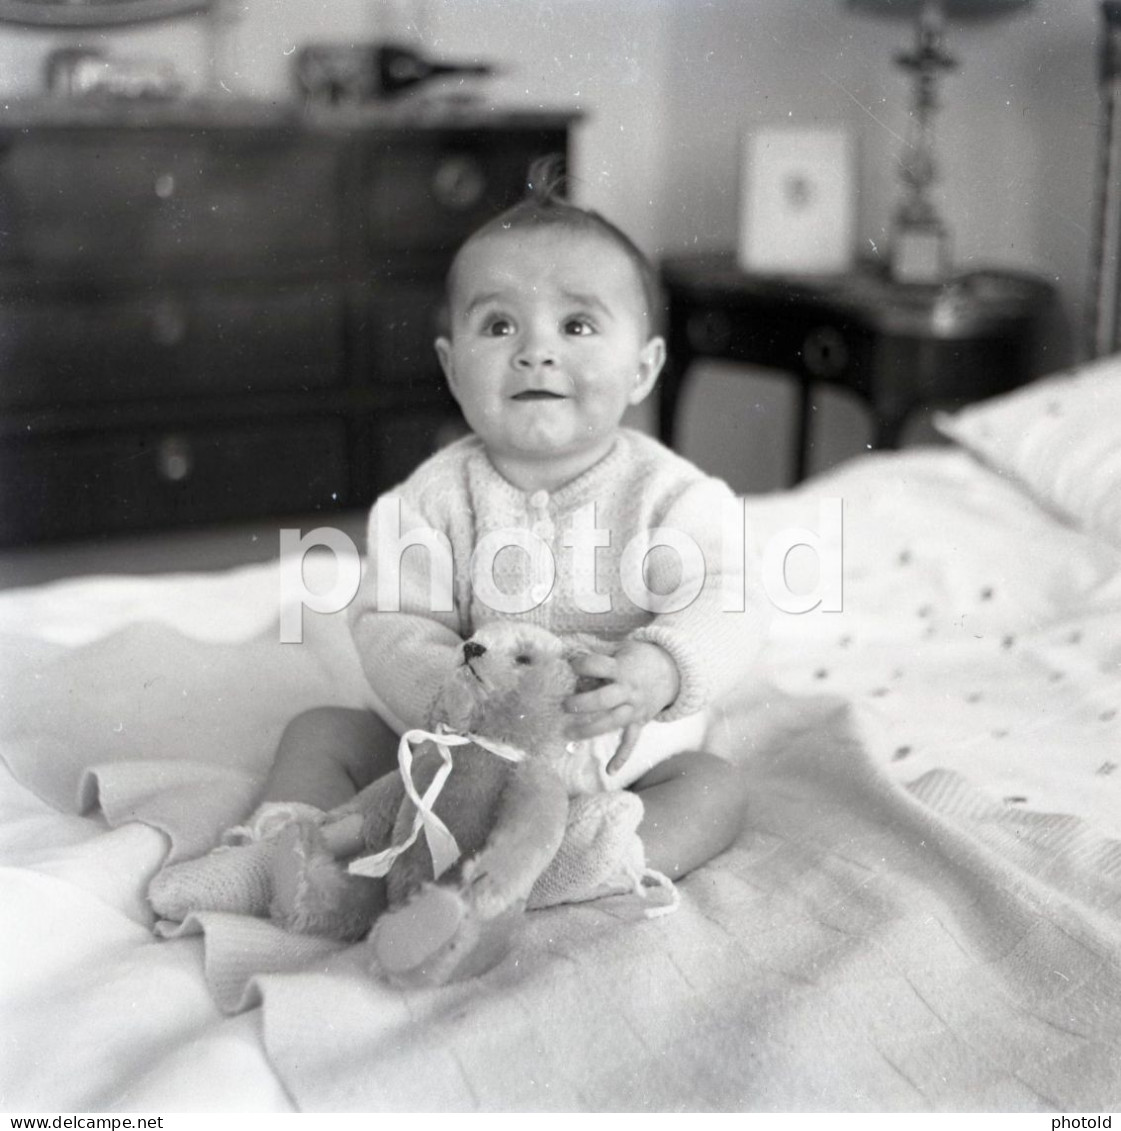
[738,126,856,276]
[0,0,213,25]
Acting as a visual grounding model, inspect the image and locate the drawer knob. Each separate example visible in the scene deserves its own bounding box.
[432,156,486,211]
[802,325,848,379]
[156,435,193,482]
[151,300,188,347]
[154,173,176,199]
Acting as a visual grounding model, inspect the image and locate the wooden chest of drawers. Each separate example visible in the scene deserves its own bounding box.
[0,103,574,545]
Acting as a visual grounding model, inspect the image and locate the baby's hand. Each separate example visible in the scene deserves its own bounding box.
[564,641,680,756]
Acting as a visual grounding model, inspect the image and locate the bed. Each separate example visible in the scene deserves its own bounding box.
[1,350,1119,1113]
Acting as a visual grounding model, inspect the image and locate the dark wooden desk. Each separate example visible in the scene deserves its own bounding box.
[659,253,1056,484]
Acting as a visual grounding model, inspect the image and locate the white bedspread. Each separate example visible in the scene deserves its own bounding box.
[1,448,1119,1112]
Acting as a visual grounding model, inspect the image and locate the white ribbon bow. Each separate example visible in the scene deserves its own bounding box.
[348,726,524,881]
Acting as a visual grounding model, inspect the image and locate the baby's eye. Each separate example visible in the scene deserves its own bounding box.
[514,653,532,666]
[482,317,515,337]
[563,317,597,336]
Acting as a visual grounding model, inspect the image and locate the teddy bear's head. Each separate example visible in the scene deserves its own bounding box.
[430,622,587,754]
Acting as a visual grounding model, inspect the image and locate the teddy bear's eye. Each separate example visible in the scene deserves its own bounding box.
[514,653,532,665]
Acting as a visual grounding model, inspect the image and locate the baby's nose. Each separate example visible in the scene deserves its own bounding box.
[463,640,487,661]
[514,337,556,368]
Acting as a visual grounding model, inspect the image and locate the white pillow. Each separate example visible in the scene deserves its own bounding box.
[934,356,1121,551]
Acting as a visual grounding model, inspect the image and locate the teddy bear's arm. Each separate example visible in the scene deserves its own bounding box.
[460,762,570,920]
[317,771,409,859]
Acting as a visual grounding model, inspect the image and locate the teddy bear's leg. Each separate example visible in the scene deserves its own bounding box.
[270,822,386,941]
[148,801,327,923]
[368,884,522,987]
[367,762,568,986]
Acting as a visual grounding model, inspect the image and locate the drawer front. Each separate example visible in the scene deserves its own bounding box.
[372,411,467,493]
[0,417,349,544]
[0,284,346,408]
[350,408,467,506]
[0,133,342,268]
[364,132,566,253]
[360,283,448,391]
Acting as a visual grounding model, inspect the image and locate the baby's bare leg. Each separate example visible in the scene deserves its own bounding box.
[263,706,401,812]
[631,751,750,879]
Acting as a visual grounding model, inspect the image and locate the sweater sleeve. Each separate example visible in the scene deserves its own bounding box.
[627,476,770,721]
[347,481,468,733]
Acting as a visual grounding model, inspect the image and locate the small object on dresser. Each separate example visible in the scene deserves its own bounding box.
[294,42,493,105]
[45,46,184,100]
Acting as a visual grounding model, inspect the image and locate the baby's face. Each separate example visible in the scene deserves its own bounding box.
[435,228,664,477]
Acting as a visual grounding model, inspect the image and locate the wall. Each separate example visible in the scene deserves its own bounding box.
[0,0,1105,494]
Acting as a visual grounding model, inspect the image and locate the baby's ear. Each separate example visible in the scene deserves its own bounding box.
[435,336,460,393]
[630,335,666,405]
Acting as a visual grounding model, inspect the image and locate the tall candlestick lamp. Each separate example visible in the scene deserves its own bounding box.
[846,0,1034,284]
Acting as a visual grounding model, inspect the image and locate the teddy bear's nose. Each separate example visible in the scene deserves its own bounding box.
[463,640,487,662]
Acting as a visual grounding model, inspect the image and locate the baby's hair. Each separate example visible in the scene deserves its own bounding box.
[442,155,664,336]
[523,153,569,204]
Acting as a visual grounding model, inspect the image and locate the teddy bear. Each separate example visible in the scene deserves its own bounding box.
[149,622,676,986]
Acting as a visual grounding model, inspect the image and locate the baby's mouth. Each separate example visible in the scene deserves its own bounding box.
[512,390,566,401]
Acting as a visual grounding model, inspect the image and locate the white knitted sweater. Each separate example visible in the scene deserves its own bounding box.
[348,429,768,733]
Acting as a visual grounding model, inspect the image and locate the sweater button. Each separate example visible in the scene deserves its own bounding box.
[528,489,550,510]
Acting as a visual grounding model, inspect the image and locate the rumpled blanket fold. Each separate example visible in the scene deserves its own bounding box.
[3,600,1118,1109]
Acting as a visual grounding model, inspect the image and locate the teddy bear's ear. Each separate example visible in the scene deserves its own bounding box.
[563,633,616,693]
[574,673,610,695]
[561,633,617,661]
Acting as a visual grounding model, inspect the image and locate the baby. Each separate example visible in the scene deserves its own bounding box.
[152,166,768,921]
